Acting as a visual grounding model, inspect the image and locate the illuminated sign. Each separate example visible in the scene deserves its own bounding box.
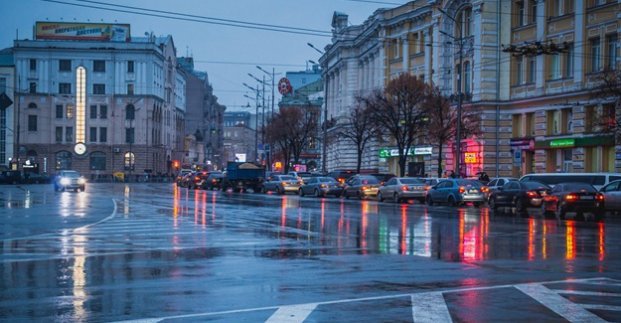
[379,146,433,158]
[464,152,478,164]
[550,138,575,148]
[35,22,131,42]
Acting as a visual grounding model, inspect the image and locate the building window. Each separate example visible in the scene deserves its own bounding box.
[464,61,471,94]
[512,114,523,137]
[526,112,535,136]
[606,34,618,70]
[59,59,71,72]
[56,105,63,119]
[100,127,107,143]
[516,59,523,85]
[564,43,573,77]
[530,1,537,24]
[126,104,135,120]
[27,115,37,131]
[90,152,106,170]
[124,152,135,170]
[0,77,5,93]
[547,110,561,135]
[28,102,37,109]
[93,83,105,95]
[93,60,106,72]
[128,60,134,73]
[100,105,107,119]
[66,127,74,142]
[585,105,596,132]
[126,128,135,144]
[90,127,97,142]
[55,127,63,143]
[591,37,601,72]
[562,108,573,133]
[66,104,74,119]
[457,7,473,37]
[528,57,536,83]
[29,59,36,71]
[59,83,71,95]
[127,83,134,95]
[29,82,37,94]
[55,151,72,170]
[515,1,525,26]
[549,54,561,79]
[603,104,616,131]
[90,105,97,119]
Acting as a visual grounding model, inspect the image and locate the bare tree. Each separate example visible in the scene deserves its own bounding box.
[367,74,428,176]
[424,85,481,178]
[265,113,292,173]
[591,68,621,140]
[337,98,378,173]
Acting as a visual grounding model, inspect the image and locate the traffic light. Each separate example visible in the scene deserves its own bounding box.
[173,160,180,170]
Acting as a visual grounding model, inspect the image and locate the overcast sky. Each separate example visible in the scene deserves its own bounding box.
[2,0,406,111]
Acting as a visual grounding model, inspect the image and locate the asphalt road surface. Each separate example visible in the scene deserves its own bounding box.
[1,183,620,322]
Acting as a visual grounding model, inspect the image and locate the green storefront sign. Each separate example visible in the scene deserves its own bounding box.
[550,138,575,148]
[535,135,615,149]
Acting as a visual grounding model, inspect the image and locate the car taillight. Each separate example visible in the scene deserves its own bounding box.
[338,178,345,184]
[401,185,409,191]
[194,176,200,181]
[458,186,465,194]
[565,194,578,201]
[526,191,538,198]
[424,185,431,191]
[481,187,489,193]
[212,179,217,183]
[596,193,605,201]
[361,186,368,191]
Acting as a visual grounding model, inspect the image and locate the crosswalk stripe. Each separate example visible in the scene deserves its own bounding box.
[265,303,318,323]
[553,290,621,297]
[411,292,452,323]
[516,283,607,323]
[582,304,621,312]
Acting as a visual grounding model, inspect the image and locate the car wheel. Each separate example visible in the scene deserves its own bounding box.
[314,189,322,198]
[277,187,284,195]
[447,195,456,207]
[426,195,434,206]
[555,204,565,220]
[377,192,384,202]
[515,198,526,216]
[489,198,498,212]
[299,188,304,197]
[393,193,400,203]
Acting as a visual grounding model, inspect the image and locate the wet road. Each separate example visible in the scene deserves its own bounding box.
[1,183,621,322]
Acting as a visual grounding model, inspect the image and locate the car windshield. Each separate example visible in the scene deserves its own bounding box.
[400,178,423,184]
[279,176,295,181]
[561,183,597,192]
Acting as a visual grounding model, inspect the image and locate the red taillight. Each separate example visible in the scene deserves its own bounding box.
[361,186,368,191]
[194,176,200,181]
[481,187,489,193]
[526,191,538,198]
[424,185,431,191]
[338,178,345,184]
[565,194,578,201]
[401,185,409,191]
[458,186,465,194]
[212,179,217,183]
[596,193,605,201]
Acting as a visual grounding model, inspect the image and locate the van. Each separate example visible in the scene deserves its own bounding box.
[519,173,621,190]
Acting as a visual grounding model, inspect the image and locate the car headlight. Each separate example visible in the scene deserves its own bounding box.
[78,178,86,185]
[60,178,70,185]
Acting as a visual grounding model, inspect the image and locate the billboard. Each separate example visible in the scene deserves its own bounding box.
[35,22,130,42]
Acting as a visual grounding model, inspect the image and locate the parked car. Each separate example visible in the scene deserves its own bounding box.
[288,171,312,184]
[488,181,551,215]
[175,169,193,186]
[378,177,427,203]
[520,173,621,190]
[369,173,396,185]
[202,172,225,190]
[0,170,23,184]
[54,170,86,192]
[599,180,621,215]
[188,171,210,189]
[23,172,51,184]
[484,177,519,201]
[262,175,302,194]
[327,170,356,185]
[341,175,381,200]
[541,182,605,220]
[298,176,343,197]
[420,178,446,188]
[426,179,486,207]
[179,171,198,188]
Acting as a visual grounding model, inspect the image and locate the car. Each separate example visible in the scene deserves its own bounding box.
[288,171,312,183]
[262,175,302,194]
[488,181,551,215]
[0,170,23,184]
[175,169,193,186]
[327,170,356,185]
[203,172,225,190]
[54,170,86,192]
[378,177,427,203]
[179,171,199,188]
[341,175,381,200]
[599,180,621,215]
[541,182,605,220]
[520,173,621,190]
[298,176,343,197]
[23,172,51,184]
[484,177,520,201]
[426,179,486,207]
[369,173,396,185]
[188,171,210,189]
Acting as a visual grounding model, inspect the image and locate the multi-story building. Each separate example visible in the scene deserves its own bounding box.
[178,57,226,170]
[0,48,15,169]
[320,0,620,176]
[12,22,186,179]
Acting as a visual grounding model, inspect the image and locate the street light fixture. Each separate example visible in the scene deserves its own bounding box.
[438,8,464,178]
[307,42,324,55]
[243,84,261,162]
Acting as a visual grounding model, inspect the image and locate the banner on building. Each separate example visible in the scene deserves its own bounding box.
[35,22,131,42]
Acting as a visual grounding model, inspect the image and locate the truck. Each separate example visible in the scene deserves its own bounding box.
[221,162,265,193]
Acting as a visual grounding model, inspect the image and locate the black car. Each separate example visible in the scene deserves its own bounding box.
[542,182,605,220]
[489,181,551,215]
[327,170,356,185]
[342,175,381,199]
[0,170,23,184]
[202,172,224,190]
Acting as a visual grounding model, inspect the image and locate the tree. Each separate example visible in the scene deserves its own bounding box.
[367,74,428,176]
[424,85,481,178]
[591,68,621,140]
[337,98,378,173]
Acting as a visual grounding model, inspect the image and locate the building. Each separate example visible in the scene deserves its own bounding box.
[178,57,226,170]
[0,48,15,170]
[12,22,186,179]
[222,123,256,165]
[320,0,620,176]
[286,64,322,94]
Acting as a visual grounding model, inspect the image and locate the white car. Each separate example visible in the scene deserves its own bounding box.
[378,177,427,203]
[54,170,86,192]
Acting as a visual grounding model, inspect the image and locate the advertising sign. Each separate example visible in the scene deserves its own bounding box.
[464,152,478,164]
[35,22,131,42]
[550,138,575,148]
[379,146,433,158]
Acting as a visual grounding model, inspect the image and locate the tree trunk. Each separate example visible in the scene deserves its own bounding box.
[436,144,444,178]
[356,148,363,174]
[399,155,406,177]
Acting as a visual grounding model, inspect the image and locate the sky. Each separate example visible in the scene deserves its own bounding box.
[2,0,407,111]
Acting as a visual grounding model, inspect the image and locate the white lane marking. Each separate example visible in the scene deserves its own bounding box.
[265,303,318,323]
[553,290,621,297]
[516,283,607,323]
[582,304,621,312]
[411,292,452,323]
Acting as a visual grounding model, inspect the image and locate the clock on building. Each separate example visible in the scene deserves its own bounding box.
[74,143,87,156]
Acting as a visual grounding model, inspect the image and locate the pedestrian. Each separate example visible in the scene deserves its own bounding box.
[449,170,456,178]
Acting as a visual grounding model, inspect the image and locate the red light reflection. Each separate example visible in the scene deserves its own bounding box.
[400,205,407,255]
[565,221,576,260]
[599,222,605,262]
[360,200,369,254]
[528,218,535,261]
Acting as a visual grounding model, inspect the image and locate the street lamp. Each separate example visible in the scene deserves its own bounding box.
[439,8,464,178]
[307,42,324,55]
[308,43,329,173]
[243,83,261,162]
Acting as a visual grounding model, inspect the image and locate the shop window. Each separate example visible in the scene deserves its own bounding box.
[90,152,106,171]
[55,151,72,170]
[124,152,135,171]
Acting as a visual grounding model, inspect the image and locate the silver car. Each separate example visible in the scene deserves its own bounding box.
[600,180,621,215]
[378,177,427,203]
[262,175,302,195]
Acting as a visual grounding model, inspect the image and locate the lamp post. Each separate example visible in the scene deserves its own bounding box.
[439,8,464,178]
[307,43,327,173]
[243,83,260,162]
